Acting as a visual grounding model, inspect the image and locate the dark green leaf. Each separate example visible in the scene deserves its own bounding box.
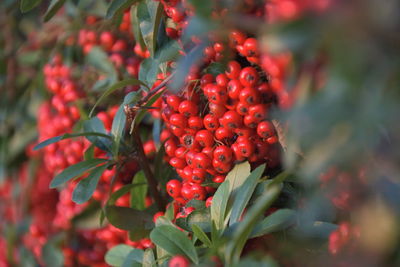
[72,164,109,204]
[44,0,66,22]
[130,171,148,210]
[229,164,266,225]
[105,205,154,231]
[83,117,113,153]
[121,249,144,267]
[150,225,199,264]
[131,4,146,49]
[142,249,156,267]
[204,62,226,76]
[20,0,43,12]
[50,158,109,188]
[138,57,159,91]
[106,0,137,19]
[191,224,212,247]
[111,105,126,156]
[34,132,112,151]
[186,199,206,210]
[155,40,181,63]
[133,89,164,129]
[86,46,117,81]
[137,0,163,57]
[251,209,296,238]
[90,79,147,117]
[187,208,211,233]
[105,244,134,267]
[188,0,212,17]
[42,238,64,267]
[84,144,95,160]
[211,180,230,231]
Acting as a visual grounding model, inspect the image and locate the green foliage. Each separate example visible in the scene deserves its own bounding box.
[105,245,138,267]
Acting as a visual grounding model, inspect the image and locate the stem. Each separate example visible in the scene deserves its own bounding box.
[137,72,175,106]
[131,127,166,211]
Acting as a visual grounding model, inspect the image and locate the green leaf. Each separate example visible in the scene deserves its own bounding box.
[107,183,146,206]
[111,105,126,156]
[188,0,213,18]
[83,117,113,153]
[105,205,154,231]
[121,249,144,267]
[204,62,226,76]
[86,46,117,82]
[20,0,43,12]
[133,90,164,128]
[191,224,212,247]
[138,58,159,91]
[137,0,163,57]
[106,0,137,19]
[72,164,109,204]
[105,244,134,267]
[187,208,211,233]
[225,184,281,265]
[43,0,66,22]
[34,132,112,151]
[211,180,230,231]
[225,161,251,196]
[142,249,156,267]
[131,4,146,49]
[89,79,147,117]
[251,209,296,238]
[50,158,109,188]
[130,170,148,210]
[150,225,199,264]
[42,238,64,267]
[155,40,181,63]
[229,164,266,225]
[84,144,95,160]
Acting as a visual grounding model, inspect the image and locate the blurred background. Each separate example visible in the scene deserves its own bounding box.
[1,0,400,266]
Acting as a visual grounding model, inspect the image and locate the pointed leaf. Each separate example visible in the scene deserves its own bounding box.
[83,117,113,153]
[191,224,212,247]
[150,225,199,264]
[43,0,66,22]
[130,171,148,210]
[251,209,296,238]
[21,0,43,13]
[105,205,154,231]
[72,164,109,204]
[211,180,229,231]
[50,158,109,188]
[107,183,146,206]
[106,0,137,19]
[142,249,156,267]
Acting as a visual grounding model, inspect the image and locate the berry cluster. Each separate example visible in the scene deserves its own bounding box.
[328,222,360,255]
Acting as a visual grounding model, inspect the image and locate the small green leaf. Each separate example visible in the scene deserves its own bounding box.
[43,0,66,22]
[50,158,109,188]
[138,58,159,91]
[150,225,199,264]
[229,164,266,225]
[130,171,148,210]
[20,0,43,12]
[72,164,109,204]
[251,209,296,238]
[111,105,126,157]
[105,205,154,231]
[121,249,144,267]
[105,244,134,267]
[191,224,212,247]
[131,4,146,49]
[142,249,156,267]
[34,132,112,151]
[89,79,147,117]
[84,144,95,160]
[211,180,230,231]
[137,0,163,57]
[83,117,113,153]
[155,40,181,63]
[106,0,137,19]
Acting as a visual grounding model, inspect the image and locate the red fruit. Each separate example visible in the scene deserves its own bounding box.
[200,74,214,86]
[178,100,198,117]
[169,157,187,169]
[194,152,212,169]
[257,121,275,138]
[214,127,234,141]
[239,87,261,105]
[169,113,187,128]
[226,61,241,79]
[204,46,216,59]
[201,146,214,159]
[166,180,182,198]
[188,116,204,130]
[244,114,258,128]
[227,79,242,99]
[169,255,190,267]
[175,147,187,159]
[243,38,259,57]
[195,130,214,147]
[213,42,224,53]
[220,111,243,129]
[239,67,259,87]
[203,114,219,131]
[185,150,197,167]
[248,104,267,122]
[182,166,193,180]
[230,30,246,46]
[167,7,185,23]
[213,145,233,163]
[191,184,207,200]
[153,212,165,222]
[237,140,255,158]
[212,158,232,173]
[209,103,227,117]
[191,168,207,184]
[235,127,255,138]
[166,95,181,111]
[165,139,178,157]
[216,73,229,87]
[213,175,225,183]
[236,101,250,115]
[208,85,228,105]
[205,197,213,207]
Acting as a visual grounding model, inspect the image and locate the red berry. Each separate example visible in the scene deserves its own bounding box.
[239,67,259,87]
[215,127,234,141]
[239,87,261,105]
[213,145,233,163]
[257,121,275,138]
[178,100,198,117]
[194,152,212,169]
[248,104,267,122]
[226,61,241,79]
[220,111,243,129]
[166,180,182,198]
[190,184,207,200]
[195,130,214,147]
[191,168,207,184]
[212,158,232,173]
[237,140,255,158]
[230,30,246,46]
[188,116,204,130]
[243,38,259,57]
[227,79,243,99]
[166,95,181,111]
[169,113,187,128]
[203,114,219,131]
[216,73,229,87]
[169,157,187,169]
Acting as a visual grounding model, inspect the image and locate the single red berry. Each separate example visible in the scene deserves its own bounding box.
[239,87,261,105]
[230,30,247,46]
[200,74,214,87]
[166,180,182,198]
[208,84,228,105]
[226,61,241,79]
[164,139,178,157]
[215,127,234,141]
[178,100,198,117]
[244,114,258,128]
[227,79,242,99]
[213,42,224,53]
[195,130,214,147]
[212,158,232,173]
[205,196,213,207]
[190,184,207,200]
[169,113,187,128]
[170,157,187,169]
[248,104,267,122]
[236,101,250,115]
[220,111,243,129]
[166,95,182,111]
[201,146,214,159]
[188,116,204,130]
[185,150,197,167]
[243,38,259,57]
[257,121,275,138]
[216,73,229,87]
[213,145,233,163]
[203,114,219,131]
[209,103,227,117]
[239,67,259,87]
[237,140,255,158]
[175,147,188,159]
[213,175,225,183]
[191,168,207,184]
[194,152,212,169]
[182,166,193,180]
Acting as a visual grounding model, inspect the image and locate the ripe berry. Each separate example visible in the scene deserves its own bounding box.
[243,38,259,57]
[169,254,190,267]
[191,168,207,184]
[220,111,243,129]
[169,157,187,169]
[212,158,232,173]
[190,184,207,200]
[215,127,234,141]
[209,103,227,117]
[166,95,181,111]
[213,145,233,163]
[169,113,187,128]
[248,104,267,122]
[208,85,228,105]
[166,180,182,198]
[188,116,204,130]
[230,30,246,46]
[195,130,214,147]
[239,87,261,105]
[213,175,225,183]
[178,100,198,117]
[216,73,229,87]
[205,197,213,207]
[239,67,259,87]
[194,152,212,169]
[226,61,241,79]
[237,140,255,158]
[227,79,242,99]
[257,121,275,138]
[203,114,219,131]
